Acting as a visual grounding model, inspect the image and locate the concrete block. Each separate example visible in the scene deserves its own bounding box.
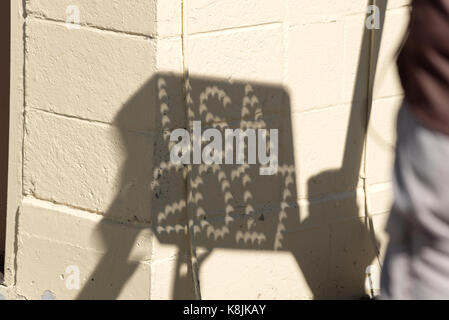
[26,0,157,36]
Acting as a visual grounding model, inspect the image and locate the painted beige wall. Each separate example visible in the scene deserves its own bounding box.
[5,0,410,299]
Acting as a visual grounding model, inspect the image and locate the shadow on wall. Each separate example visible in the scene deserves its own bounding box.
[76,0,386,299]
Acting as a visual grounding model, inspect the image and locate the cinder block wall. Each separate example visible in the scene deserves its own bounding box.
[5,0,410,299]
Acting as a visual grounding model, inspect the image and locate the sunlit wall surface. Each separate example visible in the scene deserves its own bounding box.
[3,0,410,299]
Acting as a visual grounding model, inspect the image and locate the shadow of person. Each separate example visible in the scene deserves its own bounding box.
[77,0,386,300]
[297,0,386,298]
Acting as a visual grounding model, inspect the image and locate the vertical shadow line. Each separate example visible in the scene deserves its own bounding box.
[362,0,386,269]
[180,0,202,300]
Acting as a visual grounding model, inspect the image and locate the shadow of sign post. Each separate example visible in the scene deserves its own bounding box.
[77,0,386,299]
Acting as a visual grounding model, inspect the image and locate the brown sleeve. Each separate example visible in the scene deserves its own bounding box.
[397,0,449,135]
